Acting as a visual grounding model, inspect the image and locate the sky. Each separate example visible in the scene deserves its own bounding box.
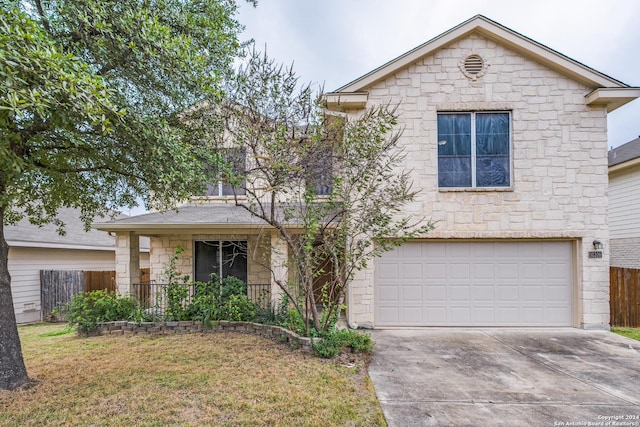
[237,0,640,149]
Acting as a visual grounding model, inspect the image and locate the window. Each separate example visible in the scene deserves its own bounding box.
[203,148,246,197]
[437,112,511,188]
[194,240,248,283]
[307,146,333,196]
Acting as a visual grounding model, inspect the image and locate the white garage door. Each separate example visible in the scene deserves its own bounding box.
[375,241,573,327]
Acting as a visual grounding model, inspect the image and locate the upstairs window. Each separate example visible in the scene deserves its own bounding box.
[304,145,333,196]
[203,148,246,197]
[437,112,511,188]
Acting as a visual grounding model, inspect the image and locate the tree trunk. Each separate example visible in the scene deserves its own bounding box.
[0,206,30,390]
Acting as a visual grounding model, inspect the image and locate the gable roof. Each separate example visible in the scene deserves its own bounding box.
[6,207,149,251]
[609,136,640,171]
[326,15,640,112]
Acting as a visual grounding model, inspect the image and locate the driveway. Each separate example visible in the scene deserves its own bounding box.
[368,329,640,426]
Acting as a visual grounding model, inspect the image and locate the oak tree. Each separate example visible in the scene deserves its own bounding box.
[0,0,250,390]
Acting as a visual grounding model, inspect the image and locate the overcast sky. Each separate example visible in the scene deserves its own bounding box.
[237,0,640,149]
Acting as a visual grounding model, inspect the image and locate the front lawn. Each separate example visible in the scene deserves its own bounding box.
[612,327,640,341]
[0,323,385,427]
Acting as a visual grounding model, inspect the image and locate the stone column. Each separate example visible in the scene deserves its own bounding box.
[269,231,288,305]
[115,231,140,296]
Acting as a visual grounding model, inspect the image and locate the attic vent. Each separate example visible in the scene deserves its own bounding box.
[459,54,488,80]
[464,55,483,74]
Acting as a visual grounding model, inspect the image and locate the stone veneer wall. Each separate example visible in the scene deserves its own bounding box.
[95,320,318,351]
[347,32,610,328]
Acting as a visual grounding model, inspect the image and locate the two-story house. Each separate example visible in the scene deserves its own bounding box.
[95,15,640,330]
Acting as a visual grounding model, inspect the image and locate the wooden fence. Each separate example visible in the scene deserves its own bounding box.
[41,268,150,320]
[610,266,640,327]
[40,270,84,320]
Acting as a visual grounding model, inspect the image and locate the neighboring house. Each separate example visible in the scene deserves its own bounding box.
[94,15,640,329]
[609,136,640,269]
[7,208,150,323]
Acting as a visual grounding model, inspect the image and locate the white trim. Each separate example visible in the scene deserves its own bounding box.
[586,88,640,112]
[609,156,640,174]
[324,92,369,109]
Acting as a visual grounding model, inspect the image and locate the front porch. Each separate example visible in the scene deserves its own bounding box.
[94,203,344,320]
[113,228,287,307]
[93,204,291,307]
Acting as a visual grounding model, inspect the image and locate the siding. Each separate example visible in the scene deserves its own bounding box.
[609,166,640,239]
[8,247,150,324]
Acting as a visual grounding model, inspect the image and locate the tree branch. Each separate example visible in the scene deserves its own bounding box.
[34,0,52,34]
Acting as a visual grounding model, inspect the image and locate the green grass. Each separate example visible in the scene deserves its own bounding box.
[1,323,386,427]
[612,327,640,341]
[37,328,74,338]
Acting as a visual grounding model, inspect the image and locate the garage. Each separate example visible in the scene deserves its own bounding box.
[375,241,574,327]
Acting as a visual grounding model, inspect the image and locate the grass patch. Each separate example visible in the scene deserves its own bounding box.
[1,323,385,427]
[612,327,640,341]
[37,327,74,338]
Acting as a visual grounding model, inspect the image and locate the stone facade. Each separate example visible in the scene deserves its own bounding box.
[104,19,637,331]
[115,232,140,295]
[347,32,610,329]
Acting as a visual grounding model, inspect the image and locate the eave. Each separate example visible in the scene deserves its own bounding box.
[7,241,118,252]
[324,92,369,110]
[586,88,640,113]
[609,156,640,174]
[92,222,269,233]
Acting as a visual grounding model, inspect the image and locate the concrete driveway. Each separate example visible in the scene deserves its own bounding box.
[368,329,640,426]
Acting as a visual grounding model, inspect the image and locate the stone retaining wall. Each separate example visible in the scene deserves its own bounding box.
[96,320,318,351]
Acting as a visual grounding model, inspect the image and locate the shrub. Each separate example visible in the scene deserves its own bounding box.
[287,308,307,336]
[65,290,139,333]
[313,337,340,358]
[220,294,256,321]
[188,281,219,327]
[313,329,374,359]
[164,279,191,321]
[187,275,255,325]
[253,295,289,326]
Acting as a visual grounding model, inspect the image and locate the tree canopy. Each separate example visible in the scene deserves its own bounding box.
[213,50,433,334]
[0,0,251,390]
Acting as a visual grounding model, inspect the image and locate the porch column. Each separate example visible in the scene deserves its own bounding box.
[115,231,140,296]
[270,231,288,305]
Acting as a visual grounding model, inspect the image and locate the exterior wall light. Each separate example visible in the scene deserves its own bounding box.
[592,240,603,250]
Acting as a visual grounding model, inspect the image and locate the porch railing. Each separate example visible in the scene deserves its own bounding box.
[132,282,271,311]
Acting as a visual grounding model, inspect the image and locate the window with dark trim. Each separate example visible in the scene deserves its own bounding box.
[194,240,248,284]
[437,112,511,188]
[305,145,333,196]
[203,148,246,196]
